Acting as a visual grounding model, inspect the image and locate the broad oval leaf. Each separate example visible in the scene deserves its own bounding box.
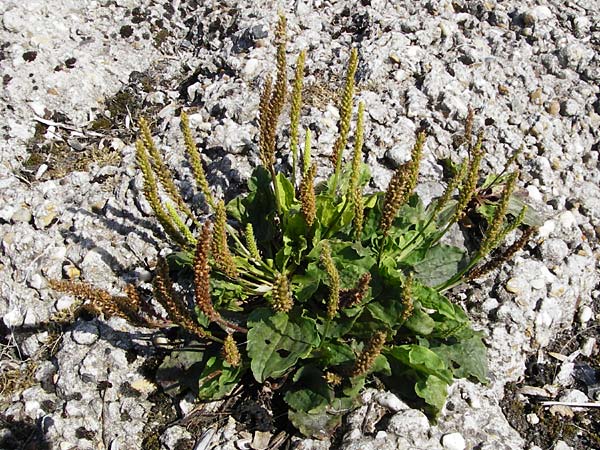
[247,308,320,382]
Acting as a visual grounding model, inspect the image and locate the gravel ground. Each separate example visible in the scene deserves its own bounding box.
[1,1,599,449]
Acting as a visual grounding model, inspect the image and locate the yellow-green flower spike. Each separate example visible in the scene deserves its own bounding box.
[138,117,197,225]
[180,111,215,210]
[245,223,261,260]
[271,272,293,313]
[321,242,340,319]
[350,102,366,237]
[135,139,187,248]
[270,13,287,121]
[331,48,359,181]
[434,161,468,215]
[290,50,306,185]
[211,199,238,278]
[479,171,518,257]
[222,334,241,367]
[453,131,484,224]
[165,202,196,247]
[302,128,312,176]
[379,133,425,234]
[401,273,414,321]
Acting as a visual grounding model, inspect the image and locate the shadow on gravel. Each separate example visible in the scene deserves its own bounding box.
[0,414,51,450]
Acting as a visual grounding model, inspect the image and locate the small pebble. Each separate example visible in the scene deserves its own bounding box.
[549,405,574,418]
[12,206,32,223]
[530,278,546,290]
[538,220,556,238]
[547,100,560,115]
[33,202,57,229]
[560,389,589,406]
[72,321,100,345]
[581,337,596,357]
[63,264,81,280]
[3,308,25,327]
[24,399,43,420]
[442,432,466,450]
[505,277,526,294]
[554,440,573,450]
[529,88,543,104]
[375,431,387,440]
[375,392,408,412]
[526,413,540,425]
[251,430,271,450]
[555,362,575,386]
[578,306,593,324]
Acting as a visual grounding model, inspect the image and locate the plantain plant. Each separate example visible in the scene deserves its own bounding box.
[52,15,540,438]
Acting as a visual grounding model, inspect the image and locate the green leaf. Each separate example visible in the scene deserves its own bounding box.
[210,274,247,310]
[314,341,355,367]
[226,195,245,223]
[412,283,469,324]
[414,374,448,412]
[155,344,206,397]
[403,306,436,336]
[371,354,392,376]
[275,172,297,213]
[508,195,543,227]
[280,212,309,266]
[411,245,465,287]
[387,345,453,384]
[431,331,489,383]
[477,195,542,228]
[197,356,243,400]
[288,406,345,439]
[385,344,453,412]
[233,166,278,252]
[316,313,359,338]
[367,298,407,329]
[166,250,194,269]
[285,364,355,438]
[292,262,323,303]
[285,366,333,413]
[329,242,376,289]
[247,308,320,382]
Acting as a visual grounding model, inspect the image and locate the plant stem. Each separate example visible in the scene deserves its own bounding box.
[269,166,283,218]
[323,195,351,239]
[226,223,277,276]
[435,252,482,293]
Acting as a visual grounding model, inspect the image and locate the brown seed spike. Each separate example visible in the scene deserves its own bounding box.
[464,105,474,146]
[379,163,410,234]
[194,221,220,322]
[153,257,216,341]
[466,226,536,281]
[340,272,371,309]
[350,331,387,378]
[49,279,127,320]
[259,75,275,168]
